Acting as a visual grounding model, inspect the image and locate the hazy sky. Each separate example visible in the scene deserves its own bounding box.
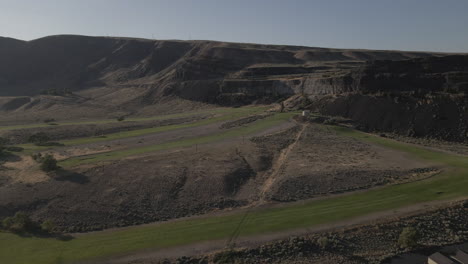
[1,0,467,52]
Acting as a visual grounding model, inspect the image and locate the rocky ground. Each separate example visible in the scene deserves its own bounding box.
[0,116,437,233]
[0,119,296,232]
[264,124,433,202]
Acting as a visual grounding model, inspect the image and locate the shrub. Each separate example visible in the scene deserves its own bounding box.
[32,153,43,162]
[2,212,36,233]
[398,227,419,249]
[117,116,125,122]
[43,118,56,123]
[6,146,24,152]
[40,154,59,172]
[317,237,330,249]
[28,133,50,145]
[40,220,56,234]
[35,142,64,147]
[40,88,71,96]
[0,137,9,157]
[0,137,9,146]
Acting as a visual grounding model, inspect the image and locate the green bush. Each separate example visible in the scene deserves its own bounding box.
[40,154,59,172]
[117,116,125,122]
[398,227,419,249]
[317,237,330,249]
[40,220,56,234]
[2,212,36,233]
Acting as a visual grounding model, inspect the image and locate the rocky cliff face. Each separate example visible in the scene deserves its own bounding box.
[310,56,468,142]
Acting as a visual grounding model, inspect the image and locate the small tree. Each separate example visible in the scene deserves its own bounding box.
[40,154,58,172]
[398,227,419,249]
[117,116,125,122]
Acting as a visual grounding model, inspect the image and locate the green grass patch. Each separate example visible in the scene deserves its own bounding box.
[1,124,467,264]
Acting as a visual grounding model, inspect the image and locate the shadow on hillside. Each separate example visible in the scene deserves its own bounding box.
[0,152,22,163]
[15,230,75,241]
[53,169,89,184]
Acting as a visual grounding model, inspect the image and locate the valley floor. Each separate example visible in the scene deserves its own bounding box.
[0,106,467,264]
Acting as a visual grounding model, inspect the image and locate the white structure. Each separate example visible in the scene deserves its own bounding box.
[302,110,310,117]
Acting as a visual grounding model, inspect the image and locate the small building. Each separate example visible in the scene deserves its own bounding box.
[453,250,468,264]
[428,252,456,264]
[302,110,310,117]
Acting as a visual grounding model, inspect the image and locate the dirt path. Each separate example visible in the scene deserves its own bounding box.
[258,123,307,203]
[224,123,306,248]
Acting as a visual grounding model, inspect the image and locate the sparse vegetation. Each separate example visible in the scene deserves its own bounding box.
[32,153,60,172]
[298,95,312,110]
[27,132,64,147]
[59,112,297,167]
[40,220,56,234]
[40,154,59,172]
[1,212,57,236]
[316,235,340,250]
[5,146,23,152]
[43,118,56,123]
[40,88,71,96]
[317,236,330,249]
[1,212,36,234]
[398,227,419,249]
[0,137,10,158]
[213,250,242,263]
[31,153,43,162]
[0,144,5,157]
[0,137,9,146]
[0,122,467,263]
[28,132,50,145]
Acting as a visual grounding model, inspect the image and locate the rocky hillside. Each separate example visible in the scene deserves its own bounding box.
[0,35,438,102]
[1,35,466,141]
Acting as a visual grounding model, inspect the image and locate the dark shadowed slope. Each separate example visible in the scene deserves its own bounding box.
[0,35,440,99]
